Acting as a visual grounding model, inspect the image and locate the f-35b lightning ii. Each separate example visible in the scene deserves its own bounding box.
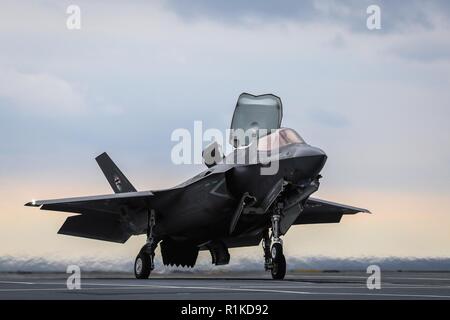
[26,93,370,280]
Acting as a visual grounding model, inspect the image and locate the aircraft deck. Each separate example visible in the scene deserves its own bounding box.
[1,271,450,300]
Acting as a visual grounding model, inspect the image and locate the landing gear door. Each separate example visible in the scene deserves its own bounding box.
[229,93,283,148]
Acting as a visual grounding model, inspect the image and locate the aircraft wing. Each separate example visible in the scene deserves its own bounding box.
[294,197,371,225]
[25,189,182,243]
[220,198,370,248]
[24,151,228,243]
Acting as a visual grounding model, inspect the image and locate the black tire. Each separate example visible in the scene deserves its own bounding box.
[271,243,283,262]
[271,254,286,280]
[134,251,151,279]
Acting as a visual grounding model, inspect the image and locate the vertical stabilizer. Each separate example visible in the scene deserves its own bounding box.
[95,152,137,193]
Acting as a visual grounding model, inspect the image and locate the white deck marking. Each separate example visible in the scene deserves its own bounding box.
[1,281,450,299]
[0,281,34,285]
[291,275,450,281]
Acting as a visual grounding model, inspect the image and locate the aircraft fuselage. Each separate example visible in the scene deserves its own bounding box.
[151,142,327,244]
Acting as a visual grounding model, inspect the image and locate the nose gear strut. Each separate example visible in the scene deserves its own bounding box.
[262,202,287,280]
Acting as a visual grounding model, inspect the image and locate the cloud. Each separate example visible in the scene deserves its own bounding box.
[329,33,346,49]
[0,1,449,261]
[307,108,350,128]
[163,0,450,33]
[389,37,450,62]
[0,67,86,114]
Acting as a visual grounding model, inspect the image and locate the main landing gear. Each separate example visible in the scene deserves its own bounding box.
[263,203,286,280]
[134,210,158,279]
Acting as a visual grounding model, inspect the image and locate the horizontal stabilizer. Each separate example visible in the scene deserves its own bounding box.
[294,197,371,225]
[58,214,131,243]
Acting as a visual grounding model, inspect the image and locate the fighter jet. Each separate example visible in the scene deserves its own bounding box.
[26,93,370,280]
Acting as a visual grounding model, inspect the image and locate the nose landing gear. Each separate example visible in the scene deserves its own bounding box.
[263,203,287,280]
[134,209,158,279]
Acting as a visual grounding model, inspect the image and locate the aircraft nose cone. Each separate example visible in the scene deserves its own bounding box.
[310,147,327,172]
[289,145,327,180]
[291,145,327,176]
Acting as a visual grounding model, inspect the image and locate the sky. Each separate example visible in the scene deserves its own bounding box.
[0,1,450,268]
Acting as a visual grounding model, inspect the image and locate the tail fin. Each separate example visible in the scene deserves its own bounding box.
[95,152,137,193]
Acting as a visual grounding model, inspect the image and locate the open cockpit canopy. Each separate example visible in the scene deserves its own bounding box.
[230,93,282,148]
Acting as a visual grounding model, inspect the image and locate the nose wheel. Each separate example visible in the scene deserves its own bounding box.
[271,255,286,280]
[263,204,287,280]
[271,242,283,262]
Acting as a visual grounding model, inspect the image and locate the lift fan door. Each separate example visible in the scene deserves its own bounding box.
[229,93,283,148]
